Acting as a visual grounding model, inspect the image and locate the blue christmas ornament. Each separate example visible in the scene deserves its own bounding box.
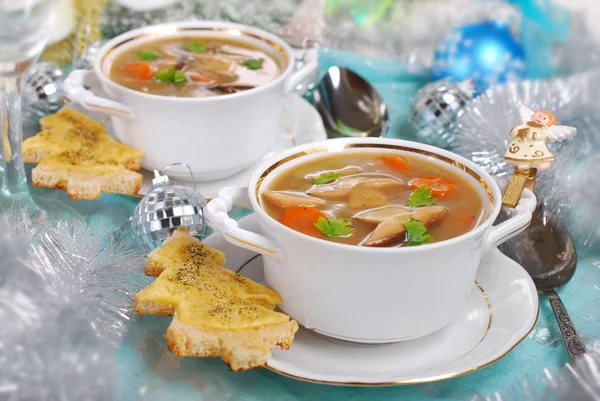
[431,21,526,92]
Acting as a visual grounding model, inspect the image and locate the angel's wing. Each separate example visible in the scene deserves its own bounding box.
[547,125,577,142]
[518,104,535,123]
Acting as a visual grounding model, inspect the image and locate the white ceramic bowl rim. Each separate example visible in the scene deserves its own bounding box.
[92,20,297,103]
[249,137,504,253]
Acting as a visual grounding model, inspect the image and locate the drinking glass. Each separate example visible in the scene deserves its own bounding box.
[0,0,59,221]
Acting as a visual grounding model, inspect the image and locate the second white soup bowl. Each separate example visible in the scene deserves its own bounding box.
[63,21,317,181]
[205,137,537,343]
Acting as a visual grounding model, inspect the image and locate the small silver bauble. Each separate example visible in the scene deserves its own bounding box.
[22,62,67,114]
[131,167,211,249]
[408,79,474,148]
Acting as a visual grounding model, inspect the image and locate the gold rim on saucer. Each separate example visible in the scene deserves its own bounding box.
[235,257,538,386]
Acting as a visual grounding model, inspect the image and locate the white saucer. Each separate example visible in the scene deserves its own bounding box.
[203,214,539,386]
[139,94,327,199]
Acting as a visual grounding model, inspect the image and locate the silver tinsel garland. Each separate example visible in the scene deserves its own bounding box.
[555,348,600,401]
[548,151,600,249]
[452,70,600,248]
[453,72,598,177]
[100,0,300,39]
[0,213,147,400]
[30,219,148,345]
[97,0,521,68]
[324,0,519,66]
[468,347,600,400]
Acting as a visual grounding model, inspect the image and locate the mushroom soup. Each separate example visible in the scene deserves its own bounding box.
[261,151,485,247]
[109,36,281,97]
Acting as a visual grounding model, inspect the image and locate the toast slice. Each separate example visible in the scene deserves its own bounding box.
[32,151,143,200]
[23,109,144,200]
[144,230,226,277]
[165,311,297,371]
[134,231,298,371]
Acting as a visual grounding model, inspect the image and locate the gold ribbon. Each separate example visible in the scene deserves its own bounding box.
[41,0,108,67]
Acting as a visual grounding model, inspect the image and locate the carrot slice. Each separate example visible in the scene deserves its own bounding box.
[457,213,476,230]
[279,206,327,237]
[379,156,410,172]
[188,72,214,83]
[120,62,154,81]
[409,177,457,197]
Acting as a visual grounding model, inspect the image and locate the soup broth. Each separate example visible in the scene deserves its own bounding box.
[109,36,281,97]
[261,151,485,247]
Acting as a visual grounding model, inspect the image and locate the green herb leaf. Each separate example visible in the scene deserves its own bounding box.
[245,58,264,70]
[136,49,160,61]
[314,217,352,237]
[173,70,187,83]
[315,172,341,185]
[403,218,433,245]
[155,69,187,84]
[185,41,208,53]
[155,69,175,82]
[407,185,436,208]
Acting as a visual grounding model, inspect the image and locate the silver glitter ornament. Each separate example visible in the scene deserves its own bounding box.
[131,165,211,249]
[22,62,67,116]
[408,79,474,148]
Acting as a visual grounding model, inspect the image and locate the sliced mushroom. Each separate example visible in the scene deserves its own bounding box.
[361,206,448,247]
[262,190,325,208]
[173,59,186,71]
[308,174,404,200]
[305,166,363,181]
[412,206,448,227]
[307,175,369,199]
[163,44,193,58]
[361,218,408,247]
[219,45,250,57]
[354,205,412,224]
[360,177,405,190]
[212,85,255,95]
[349,184,389,209]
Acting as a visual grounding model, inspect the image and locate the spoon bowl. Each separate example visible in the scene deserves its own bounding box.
[313,66,389,138]
[499,203,585,361]
[499,204,577,291]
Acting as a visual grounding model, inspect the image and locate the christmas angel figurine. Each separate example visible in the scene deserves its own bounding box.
[501,104,577,207]
[504,104,577,171]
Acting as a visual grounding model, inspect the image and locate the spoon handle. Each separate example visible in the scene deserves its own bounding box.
[545,289,586,361]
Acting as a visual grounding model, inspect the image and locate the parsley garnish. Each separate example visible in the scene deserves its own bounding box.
[408,185,436,208]
[155,69,175,82]
[173,70,187,83]
[245,58,264,70]
[404,218,433,245]
[136,49,160,61]
[185,41,208,53]
[314,217,352,237]
[155,69,187,84]
[315,172,341,185]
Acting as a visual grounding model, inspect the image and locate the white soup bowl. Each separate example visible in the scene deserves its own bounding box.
[205,137,537,343]
[63,21,317,181]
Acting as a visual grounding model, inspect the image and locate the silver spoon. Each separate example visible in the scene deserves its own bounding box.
[499,203,585,362]
[313,66,389,138]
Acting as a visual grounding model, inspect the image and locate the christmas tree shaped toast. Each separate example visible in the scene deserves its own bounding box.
[23,109,144,200]
[134,231,299,371]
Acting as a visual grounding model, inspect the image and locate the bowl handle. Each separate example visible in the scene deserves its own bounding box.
[284,58,318,93]
[483,188,537,251]
[63,70,135,120]
[205,187,285,262]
